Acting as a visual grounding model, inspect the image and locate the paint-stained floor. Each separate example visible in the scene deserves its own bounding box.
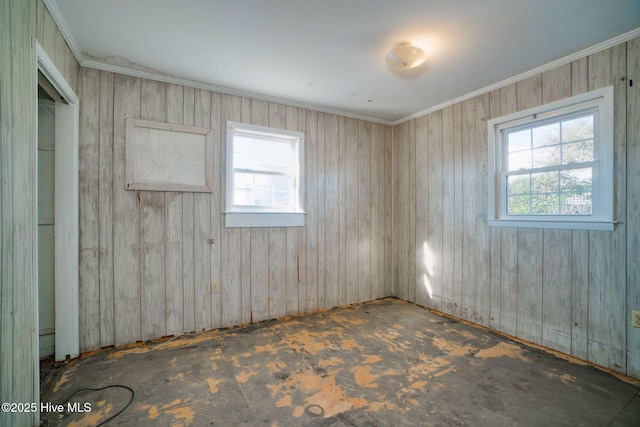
[40,298,640,426]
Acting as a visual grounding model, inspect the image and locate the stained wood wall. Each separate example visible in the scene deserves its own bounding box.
[77,71,390,351]
[391,38,640,377]
[0,1,79,426]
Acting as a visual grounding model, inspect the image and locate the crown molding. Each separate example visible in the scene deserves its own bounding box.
[80,60,394,125]
[392,27,640,125]
[43,0,84,65]
[41,1,639,127]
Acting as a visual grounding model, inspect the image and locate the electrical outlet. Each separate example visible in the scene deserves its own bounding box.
[211,281,220,294]
[633,310,640,328]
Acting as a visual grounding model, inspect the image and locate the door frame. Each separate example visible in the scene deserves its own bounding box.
[35,40,79,361]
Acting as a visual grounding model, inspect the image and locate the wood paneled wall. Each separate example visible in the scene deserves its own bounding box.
[391,39,640,377]
[1,2,38,425]
[1,1,79,425]
[77,70,390,351]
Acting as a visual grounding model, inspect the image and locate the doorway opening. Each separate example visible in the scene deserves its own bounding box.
[36,41,79,362]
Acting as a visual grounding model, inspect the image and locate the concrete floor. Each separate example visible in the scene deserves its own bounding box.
[40,298,640,426]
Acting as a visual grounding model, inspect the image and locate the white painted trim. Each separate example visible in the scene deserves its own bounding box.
[487,86,615,232]
[83,59,394,125]
[487,219,615,231]
[225,212,305,228]
[36,43,78,104]
[35,40,80,362]
[225,121,305,228]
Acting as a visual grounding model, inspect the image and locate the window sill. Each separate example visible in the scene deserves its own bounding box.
[488,218,615,231]
[225,211,305,228]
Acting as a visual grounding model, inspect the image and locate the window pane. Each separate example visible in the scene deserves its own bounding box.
[562,140,593,164]
[531,145,561,168]
[234,172,293,208]
[234,136,292,173]
[531,193,559,215]
[508,151,531,171]
[507,194,531,215]
[531,171,559,194]
[560,167,592,191]
[507,129,531,152]
[559,168,592,215]
[532,123,560,147]
[507,174,530,196]
[560,191,591,215]
[561,115,593,143]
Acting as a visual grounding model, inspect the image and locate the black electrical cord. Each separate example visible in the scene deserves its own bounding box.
[61,384,134,426]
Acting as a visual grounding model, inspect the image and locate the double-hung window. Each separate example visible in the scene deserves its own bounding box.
[487,86,614,231]
[225,121,304,228]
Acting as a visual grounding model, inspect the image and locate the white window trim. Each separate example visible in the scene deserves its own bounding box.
[225,121,305,228]
[487,85,615,231]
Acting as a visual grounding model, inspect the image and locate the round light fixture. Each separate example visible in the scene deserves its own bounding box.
[385,42,426,69]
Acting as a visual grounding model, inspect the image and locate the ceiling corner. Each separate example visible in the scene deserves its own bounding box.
[42,0,86,66]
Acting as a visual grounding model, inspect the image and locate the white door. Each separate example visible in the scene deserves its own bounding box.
[38,96,55,359]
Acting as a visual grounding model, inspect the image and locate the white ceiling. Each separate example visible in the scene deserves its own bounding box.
[48,0,640,124]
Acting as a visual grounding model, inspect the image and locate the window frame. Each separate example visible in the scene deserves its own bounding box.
[225,121,305,228]
[487,85,615,231]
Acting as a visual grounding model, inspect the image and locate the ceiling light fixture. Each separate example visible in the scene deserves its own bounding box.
[385,42,426,70]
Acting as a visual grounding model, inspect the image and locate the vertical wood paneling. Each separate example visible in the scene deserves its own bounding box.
[488,89,502,330]
[388,37,638,377]
[304,109,319,313]
[627,37,640,378]
[182,87,196,333]
[345,118,359,304]
[498,84,518,336]
[515,75,544,345]
[286,105,302,316]
[193,89,212,331]
[370,122,384,300]
[452,103,464,318]
[139,80,167,340]
[352,121,372,302]
[474,93,490,326]
[428,112,444,310]
[164,83,184,337]
[210,92,222,329]
[79,68,100,351]
[396,122,410,302]
[461,99,476,321]
[98,71,115,347]
[541,229,572,353]
[268,103,288,319]
[385,125,394,297]
[414,115,429,308]
[113,75,141,345]
[408,120,416,303]
[441,106,455,314]
[541,64,573,355]
[73,37,639,380]
[570,57,590,361]
[1,0,15,415]
[324,114,340,308]
[42,5,57,63]
[1,1,38,424]
[249,99,270,321]
[338,117,347,306]
[220,94,242,328]
[587,46,627,372]
[316,112,326,309]
[35,0,44,45]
